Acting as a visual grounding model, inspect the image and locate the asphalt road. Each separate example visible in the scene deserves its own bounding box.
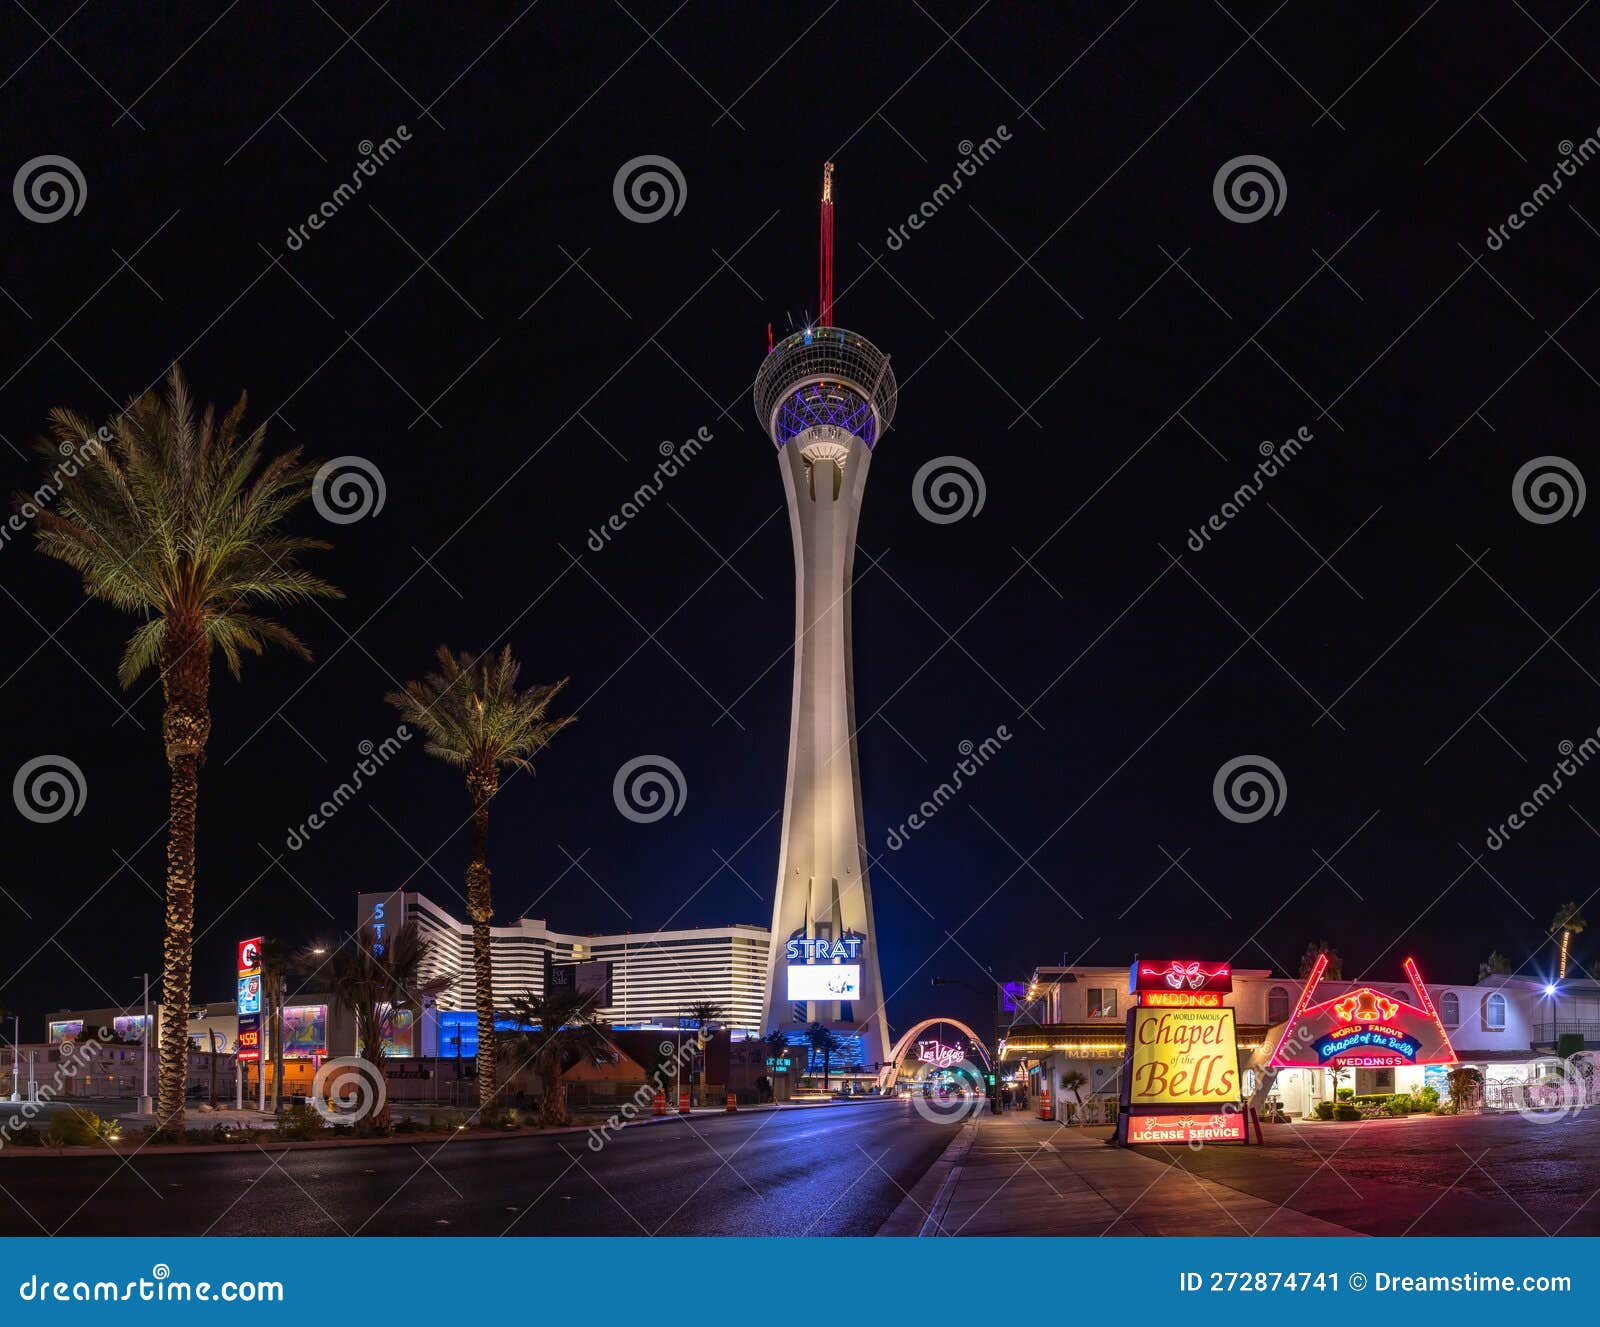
[0,1099,959,1236]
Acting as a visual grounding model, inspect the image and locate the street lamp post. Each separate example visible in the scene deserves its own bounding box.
[137,972,153,1115]
[9,1015,18,1103]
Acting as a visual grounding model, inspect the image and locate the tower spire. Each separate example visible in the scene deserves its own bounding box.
[818,161,835,328]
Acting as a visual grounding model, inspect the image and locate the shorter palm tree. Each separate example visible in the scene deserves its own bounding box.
[1298,942,1342,979]
[500,990,613,1126]
[805,1021,844,1092]
[1551,903,1587,980]
[327,922,444,1131]
[1478,950,1513,981]
[1060,1068,1087,1122]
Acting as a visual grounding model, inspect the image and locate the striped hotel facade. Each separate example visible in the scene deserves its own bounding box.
[355,890,770,1032]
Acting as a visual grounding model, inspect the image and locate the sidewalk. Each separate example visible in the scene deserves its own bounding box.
[880,1112,1355,1236]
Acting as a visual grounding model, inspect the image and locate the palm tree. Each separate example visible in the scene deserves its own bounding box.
[686,1001,722,1104]
[1551,903,1587,980]
[1060,1068,1087,1114]
[1478,949,1513,981]
[500,990,612,1127]
[387,646,573,1112]
[259,938,290,1111]
[1298,941,1342,979]
[26,366,338,1135]
[805,1021,844,1092]
[328,921,444,1131]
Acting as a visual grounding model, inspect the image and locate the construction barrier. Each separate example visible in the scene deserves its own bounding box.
[725,1092,737,1112]
[1039,1094,1053,1121]
[652,1092,666,1116]
[678,1091,691,1115]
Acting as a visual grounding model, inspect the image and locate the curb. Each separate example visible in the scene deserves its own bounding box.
[876,1116,978,1237]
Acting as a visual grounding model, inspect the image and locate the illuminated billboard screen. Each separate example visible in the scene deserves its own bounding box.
[786,965,860,1001]
[280,1005,328,1059]
[48,1019,83,1048]
[237,974,261,1015]
[380,1008,415,1059]
[112,1014,150,1042]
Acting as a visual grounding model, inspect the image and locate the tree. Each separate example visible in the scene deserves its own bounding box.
[685,1002,723,1104]
[26,366,338,1135]
[805,1021,844,1091]
[1298,942,1342,979]
[1445,1065,1483,1114]
[500,990,612,1127]
[259,938,290,1112]
[1478,950,1513,981]
[1550,903,1587,980]
[387,646,573,1112]
[1060,1069,1087,1105]
[328,922,444,1131]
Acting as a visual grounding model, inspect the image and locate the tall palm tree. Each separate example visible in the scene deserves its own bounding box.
[327,922,444,1131]
[500,990,612,1127]
[1551,902,1587,980]
[1298,941,1342,979]
[26,366,338,1135]
[805,1021,844,1092]
[686,1001,723,1104]
[387,646,573,1112]
[1478,949,1513,981]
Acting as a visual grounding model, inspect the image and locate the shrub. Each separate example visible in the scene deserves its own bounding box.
[275,1104,327,1141]
[392,1117,424,1134]
[1385,1093,1411,1116]
[1333,1103,1361,1122]
[1557,1033,1585,1061]
[6,1124,42,1147]
[43,1108,116,1146]
[1314,1101,1335,1121]
[1411,1086,1440,1111]
[429,1110,468,1133]
[1336,1087,1355,1100]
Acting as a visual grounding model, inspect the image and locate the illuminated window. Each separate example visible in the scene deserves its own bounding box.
[1086,988,1117,1018]
[1267,986,1290,1023]
[1439,991,1459,1027]
[1483,992,1506,1031]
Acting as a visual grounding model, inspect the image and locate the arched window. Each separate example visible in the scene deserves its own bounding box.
[1439,991,1459,1027]
[1484,992,1507,1031]
[1267,985,1291,1023]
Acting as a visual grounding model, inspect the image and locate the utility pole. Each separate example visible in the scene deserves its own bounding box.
[9,1015,18,1103]
[137,972,153,1115]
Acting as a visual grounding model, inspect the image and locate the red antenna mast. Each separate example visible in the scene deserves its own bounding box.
[818,161,835,328]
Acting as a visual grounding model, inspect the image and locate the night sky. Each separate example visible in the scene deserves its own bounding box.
[2,3,1597,1043]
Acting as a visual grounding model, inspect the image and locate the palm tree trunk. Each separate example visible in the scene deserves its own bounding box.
[271,975,285,1110]
[157,623,210,1137]
[465,767,498,1115]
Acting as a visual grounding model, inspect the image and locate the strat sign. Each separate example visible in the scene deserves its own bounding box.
[785,936,864,962]
[915,1039,964,1069]
[1129,1008,1240,1105]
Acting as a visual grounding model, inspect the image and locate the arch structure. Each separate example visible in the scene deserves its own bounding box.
[878,1017,992,1092]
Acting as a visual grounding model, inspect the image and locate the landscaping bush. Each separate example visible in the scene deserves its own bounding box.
[1336,1087,1354,1101]
[43,1108,116,1147]
[1411,1086,1440,1112]
[429,1110,468,1133]
[1314,1101,1335,1121]
[274,1104,327,1141]
[1333,1103,1361,1122]
[392,1117,424,1134]
[6,1123,42,1147]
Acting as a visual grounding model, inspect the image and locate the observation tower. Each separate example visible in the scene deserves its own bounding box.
[752,163,896,1073]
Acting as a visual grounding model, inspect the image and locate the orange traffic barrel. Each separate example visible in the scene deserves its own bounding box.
[725,1092,737,1112]
[652,1092,666,1116]
[678,1091,691,1115]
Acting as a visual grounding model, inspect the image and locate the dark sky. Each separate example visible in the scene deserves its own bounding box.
[2,2,1597,1041]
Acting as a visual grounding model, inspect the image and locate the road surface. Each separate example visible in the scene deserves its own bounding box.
[0,1099,958,1236]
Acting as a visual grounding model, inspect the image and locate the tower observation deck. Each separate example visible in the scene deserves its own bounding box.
[752,169,897,1075]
